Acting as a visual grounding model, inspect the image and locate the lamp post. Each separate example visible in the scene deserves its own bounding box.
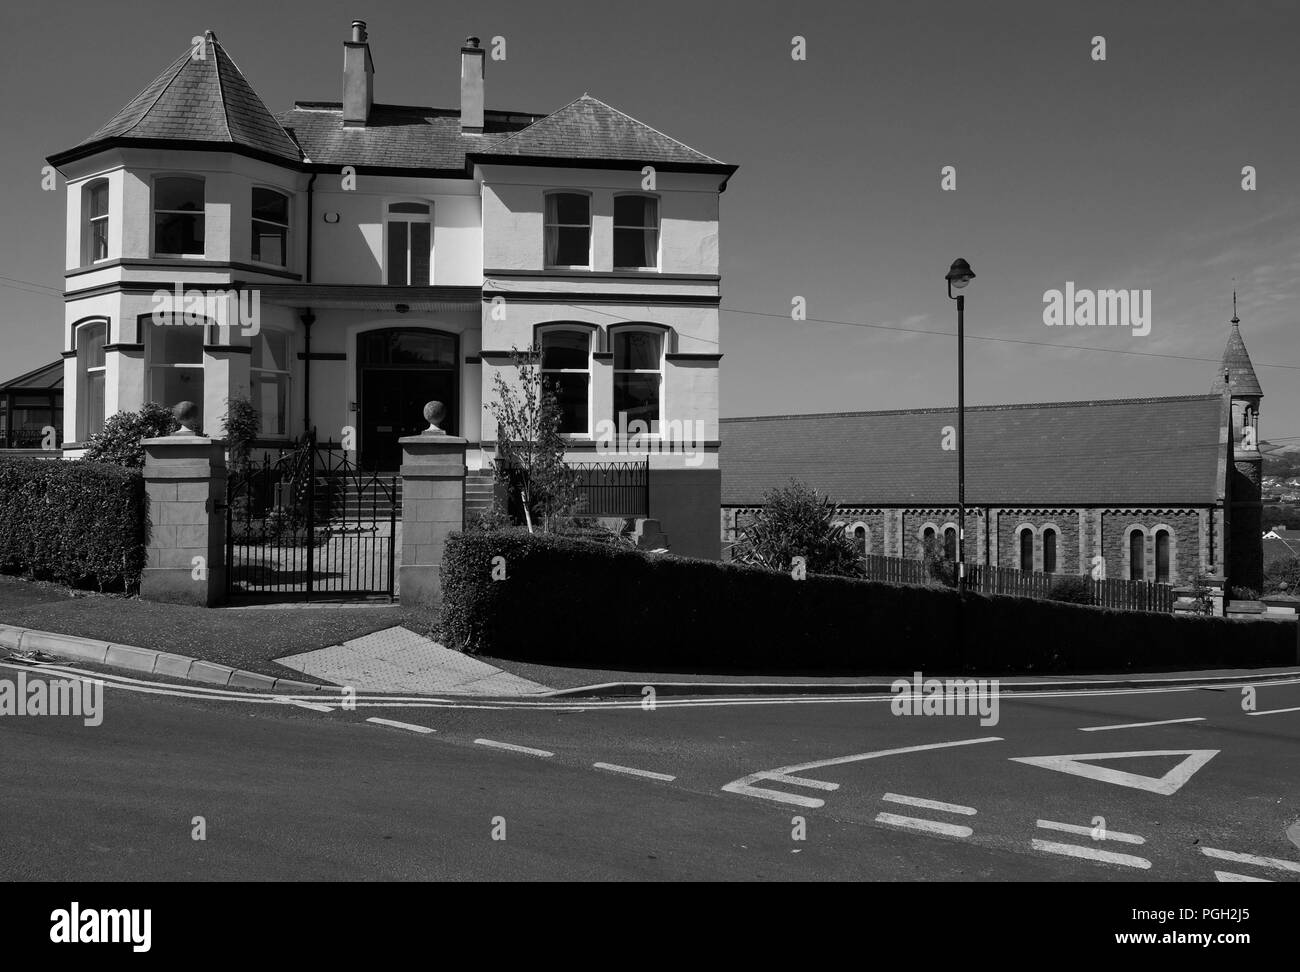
[945,258,975,595]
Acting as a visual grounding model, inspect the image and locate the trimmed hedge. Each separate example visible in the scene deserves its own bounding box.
[440,529,1296,673]
[0,457,146,592]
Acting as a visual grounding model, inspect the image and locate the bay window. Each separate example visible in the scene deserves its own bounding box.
[153,176,205,256]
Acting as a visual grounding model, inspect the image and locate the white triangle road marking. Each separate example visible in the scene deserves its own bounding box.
[1009,749,1219,795]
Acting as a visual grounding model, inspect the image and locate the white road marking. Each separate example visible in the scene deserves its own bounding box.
[1079,717,1205,732]
[1010,749,1218,795]
[593,762,676,782]
[474,738,554,758]
[721,736,1003,808]
[875,812,972,838]
[275,697,334,712]
[365,717,436,734]
[1031,839,1152,869]
[882,793,977,815]
[1214,871,1271,882]
[1247,705,1300,717]
[1035,819,1145,845]
[1200,847,1300,874]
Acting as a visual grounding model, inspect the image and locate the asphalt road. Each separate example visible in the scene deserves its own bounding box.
[1,659,1298,881]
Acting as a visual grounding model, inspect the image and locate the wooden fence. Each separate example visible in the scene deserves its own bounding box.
[861,554,1174,613]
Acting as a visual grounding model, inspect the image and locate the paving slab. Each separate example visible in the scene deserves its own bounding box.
[275,626,553,696]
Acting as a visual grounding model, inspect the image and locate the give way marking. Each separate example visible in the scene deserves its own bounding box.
[721,736,1004,808]
[1010,749,1218,796]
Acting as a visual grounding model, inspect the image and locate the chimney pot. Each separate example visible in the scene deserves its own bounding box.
[351,20,367,43]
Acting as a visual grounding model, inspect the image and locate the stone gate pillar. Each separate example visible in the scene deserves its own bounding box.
[399,402,467,607]
[140,402,226,606]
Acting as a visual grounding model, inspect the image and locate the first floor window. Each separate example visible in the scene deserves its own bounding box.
[613,328,663,429]
[154,176,205,256]
[1129,531,1145,580]
[544,192,590,267]
[77,320,107,438]
[540,328,590,434]
[252,188,289,266]
[1019,529,1034,572]
[149,323,204,430]
[251,331,291,436]
[386,202,431,285]
[1043,528,1057,573]
[614,194,659,269]
[85,179,109,263]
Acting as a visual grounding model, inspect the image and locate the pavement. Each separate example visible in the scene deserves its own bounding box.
[2,654,1297,880]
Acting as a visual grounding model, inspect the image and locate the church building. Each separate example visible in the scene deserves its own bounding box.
[721,315,1265,591]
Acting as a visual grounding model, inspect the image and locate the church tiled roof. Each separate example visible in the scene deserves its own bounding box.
[1210,321,1263,397]
[69,31,300,163]
[721,395,1226,507]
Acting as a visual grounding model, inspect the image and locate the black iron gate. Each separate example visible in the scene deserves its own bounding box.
[225,432,398,600]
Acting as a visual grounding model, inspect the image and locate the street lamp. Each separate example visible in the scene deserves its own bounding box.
[946,258,975,595]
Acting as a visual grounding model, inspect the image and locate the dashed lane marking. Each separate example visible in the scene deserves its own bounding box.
[474,738,554,758]
[366,718,436,734]
[1079,717,1205,732]
[1214,871,1271,882]
[882,793,977,815]
[1036,819,1145,845]
[721,736,1003,809]
[1031,839,1152,870]
[874,813,973,838]
[1199,847,1300,874]
[275,697,335,712]
[593,762,676,782]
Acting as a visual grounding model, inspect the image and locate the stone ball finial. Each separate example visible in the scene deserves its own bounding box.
[173,401,198,434]
[423,401,447,434]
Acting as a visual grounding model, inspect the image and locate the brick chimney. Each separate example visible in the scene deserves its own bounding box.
[460,36,485,133]
[343,20,374,127]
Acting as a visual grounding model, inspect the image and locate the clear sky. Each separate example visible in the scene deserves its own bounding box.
[1,0,1296,441]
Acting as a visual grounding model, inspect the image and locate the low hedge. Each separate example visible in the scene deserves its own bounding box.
[0,457,146,592]
[440,529,1296,673]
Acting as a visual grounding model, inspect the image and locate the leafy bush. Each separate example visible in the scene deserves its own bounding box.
[439,529,1294,672]
[222,397,260,474]
[730,480,864,578]
[1047,574,1094,604]
[0,457,145,592]
[1228,585,1261,601]
[1263,556,1300,594]
[921,535,956,587]
[84,402,179,468]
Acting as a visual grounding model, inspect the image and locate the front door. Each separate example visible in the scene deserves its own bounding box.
[357,328,459,471]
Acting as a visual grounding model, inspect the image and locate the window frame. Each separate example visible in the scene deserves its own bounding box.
[75,318,108,439]
[251,186,291,268]
[152,174,206,258]
[146,316,207,430]
[1153,528,1172,584]
[84,178,111,265]
[610,325,666,436]
[1127,527,1147,581]
[1018,526,1034,572]
[383,200,433,286]
[543,191,592,270]
[1042,527,1058,573]
[537,324,593,438]
[612,192,661,271]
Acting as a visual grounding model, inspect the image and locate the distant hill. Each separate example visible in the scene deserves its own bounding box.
[1262,441,1300,480]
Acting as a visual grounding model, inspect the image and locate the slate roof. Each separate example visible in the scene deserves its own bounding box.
[720,395,1226,507]
[69,31,300,163]
[1210,321,1263,397]
[276,103,542,169]
[469,94,729,167]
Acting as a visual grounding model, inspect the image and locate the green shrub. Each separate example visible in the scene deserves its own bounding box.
[0,457,145,592]
[921,535,956,588]
[439,529,1294,672]
[1264,556,1300,594]
[730,480,864,578]
[84,402,179,468]
[1047,574,1093,604]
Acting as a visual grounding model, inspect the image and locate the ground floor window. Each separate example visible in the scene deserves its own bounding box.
[251,330,291,436]
[148,324,205,430]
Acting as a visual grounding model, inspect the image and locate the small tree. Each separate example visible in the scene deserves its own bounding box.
[84,402,180,468]
[920,535,957,588]
[488,346,579,533]
[221,397,261,477]
[730,480,863,577]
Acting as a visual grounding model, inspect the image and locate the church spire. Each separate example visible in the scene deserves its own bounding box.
[1211,295,1262,397]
